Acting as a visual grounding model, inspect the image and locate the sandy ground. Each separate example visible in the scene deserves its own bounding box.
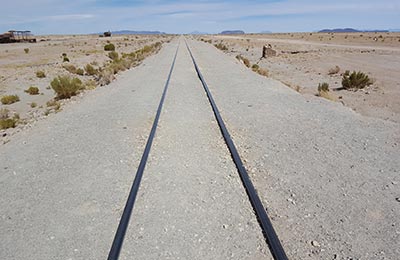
[197,32,400,123]
[0,34,172,140]
[1,36,399,259]
[187,38,400,259]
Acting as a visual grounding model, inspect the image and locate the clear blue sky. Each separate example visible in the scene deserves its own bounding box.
[1,0,399,35]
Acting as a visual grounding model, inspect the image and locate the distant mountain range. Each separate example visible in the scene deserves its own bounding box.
[220,30,245,35]
[318,28,389,33]
[100,30,166,35]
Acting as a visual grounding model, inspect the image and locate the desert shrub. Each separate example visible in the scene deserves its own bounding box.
[257,68,269,77]
[46,100,61,111]
[318,82,330,92]
[342,70,372,90]
[24,48,29,54]
[98,68,115,86]
[1,95,20,105]
[236,55,250,67]
[251,64,260,72]
[104,43,115,51]
[328,65,340,75]
[142,45,153,53]
[76,68,84,75]
[85,64,97,75]
[63,64,77,74]
[50,75,83,99]
[24,86,40,95]
[0,109,18,129]
[85,79,97,90]
[36,70,46,78]
[63,56,70,62]
[214,43,228,51]
[30,102,37,108]
[108,51,119,61]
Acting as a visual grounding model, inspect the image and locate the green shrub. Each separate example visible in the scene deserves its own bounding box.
[108,51,119,61]
[50,75,83,99]
[342,71,372,90]
[85,64,97,76]
[1,95,20,105]
[36,70,46,78]
[63,56,70,62]
[24,86,40,95]
[24,48,29,54]
[104,43,115,51]
[251,64,259,71]
[30,102,37,108]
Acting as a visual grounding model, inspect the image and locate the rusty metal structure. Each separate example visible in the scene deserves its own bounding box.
[0,30,37,44]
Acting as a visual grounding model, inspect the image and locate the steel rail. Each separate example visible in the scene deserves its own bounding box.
[107,42,180,260]
[184,39,288,260]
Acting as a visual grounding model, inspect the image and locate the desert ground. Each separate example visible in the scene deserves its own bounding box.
[1,35,399,259]
[0,34,173,142]
[197,32,400,123]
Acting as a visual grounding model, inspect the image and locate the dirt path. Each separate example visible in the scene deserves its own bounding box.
[120,41,270,260]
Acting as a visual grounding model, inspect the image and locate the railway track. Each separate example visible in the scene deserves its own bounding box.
[107,38,288,260]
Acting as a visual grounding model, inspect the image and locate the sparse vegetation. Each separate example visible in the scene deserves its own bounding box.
[0,108,18,129]
[257,68,269,77]
[36,70,46,78]
[328,65,340,75]
[85,79,97,90]
[24,48,29,54]
[50,75,83,99]
[342,70,373,90]
[63,56,70,62]
[24,86,40,95]
[46,100,61,111]
[236,55,250,67]
[318,82,330,92]
[317,82,336,101]
[251,64,260,72]
[63,64,77,74]
[214,43,228,51]
[108,51,119,61]
[104,43,116,51]
[1,95,20,105]
[76,68,84,75]
[30,102,37,108]
[85,64,97,76]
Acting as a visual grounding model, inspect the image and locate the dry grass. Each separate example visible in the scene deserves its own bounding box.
[63,64,77,74]
[1,95,20,105]
[36,70,46,78]
[24,86,40,95]
[0,108,18,129]
[84,64,97,76]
